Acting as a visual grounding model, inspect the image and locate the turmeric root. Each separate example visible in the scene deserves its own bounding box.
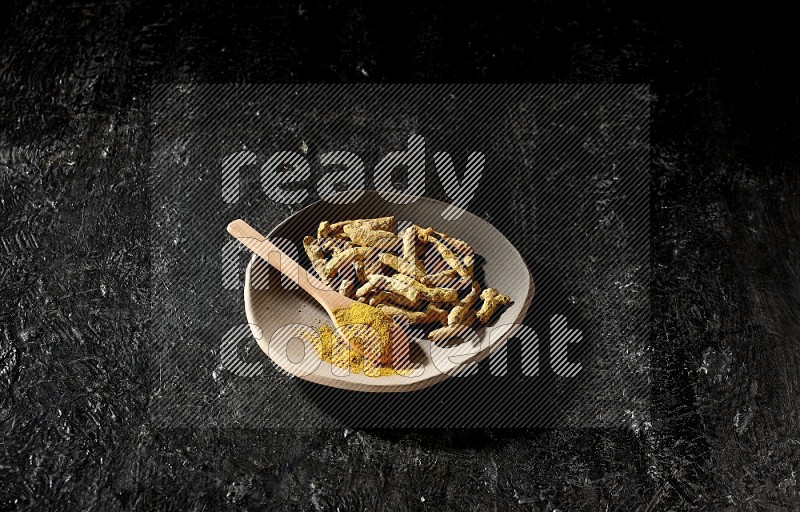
[476,288,511,324]
[343,223,398,247]
[377,303,448,325]
[322,246,370,279]
[318,216,396,239]
[370,273,458,303]
[368,290,420,309]
[338,279,355,298]
[379,252,426,280]
[428,311,476,342]
[430,238,470,278]
[447,280,481,326]
[303,236,328,282]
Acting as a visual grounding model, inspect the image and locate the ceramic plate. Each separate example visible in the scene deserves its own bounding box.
[243,191,534,392]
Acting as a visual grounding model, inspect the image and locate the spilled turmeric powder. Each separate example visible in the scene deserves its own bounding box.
[300,302,412,377]
[332,302,393,362]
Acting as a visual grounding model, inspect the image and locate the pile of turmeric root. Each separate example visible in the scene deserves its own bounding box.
[303,216,511,342]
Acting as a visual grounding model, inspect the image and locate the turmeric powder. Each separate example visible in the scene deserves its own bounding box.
[298,301,413,376]
[332,302,395,364]
[302,323,412,377]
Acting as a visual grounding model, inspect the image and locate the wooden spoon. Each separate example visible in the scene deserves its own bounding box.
[227,219,405,364]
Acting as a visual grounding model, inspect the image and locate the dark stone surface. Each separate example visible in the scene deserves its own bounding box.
[1,1,798,510]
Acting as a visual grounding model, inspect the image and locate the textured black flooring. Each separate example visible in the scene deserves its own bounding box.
[1,2,799,510]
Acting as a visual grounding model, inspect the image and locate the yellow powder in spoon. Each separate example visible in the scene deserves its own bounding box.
[300,303,412,376]
[332,302,393,362]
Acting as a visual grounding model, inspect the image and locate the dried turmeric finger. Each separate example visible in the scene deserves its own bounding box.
[427,304,450,326]
[421,255,474,286]
[358,216,396,232]
[353,259,367,283]
[369,234,403,253]
[322,246,370,279]
[476,288,511,324]
[447,280,481,326]
[402,226,426,273]
[338,279,355,298]
[317,221,331,239]
[377,303,448,325]
[355,280,377,298]
[415,225,436,243]
[438,234,473,258]
[461,254,474,275]
[415,226,473,256]
[317,221,349,240]
[318,236,350,255]
[401,226,415,255]
[430,238,470,278]
[385,273,459,303]
[342,223,398,247]
[379,252,426,280]
[368,291,421,309]
[303,236,328,283]
[318,216,396,238]
[367,274,421,303]
[421,268,457,285]
[428,311,476,342]
[363,259,385,277]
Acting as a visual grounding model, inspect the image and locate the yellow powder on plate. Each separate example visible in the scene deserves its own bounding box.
[300,302,412,377]
[332,302,394,363]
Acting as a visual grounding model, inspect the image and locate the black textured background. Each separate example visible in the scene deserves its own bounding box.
[1,1,799,510]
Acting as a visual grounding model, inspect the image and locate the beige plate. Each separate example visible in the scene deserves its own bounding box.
[243,191,534,392]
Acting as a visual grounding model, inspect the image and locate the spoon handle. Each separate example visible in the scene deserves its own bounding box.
[227,219,330,298]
